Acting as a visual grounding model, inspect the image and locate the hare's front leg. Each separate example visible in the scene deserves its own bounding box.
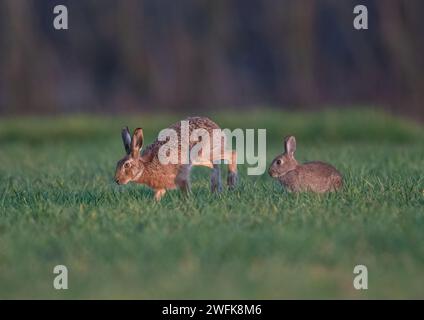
[154,189,166,201]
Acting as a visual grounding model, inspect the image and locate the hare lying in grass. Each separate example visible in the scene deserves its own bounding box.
[114,117,237,200]
[268,136,342,193]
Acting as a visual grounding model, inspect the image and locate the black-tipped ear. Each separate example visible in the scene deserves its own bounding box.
[122,126,132,155]
[131,128,144,158]
[284,135,296,157]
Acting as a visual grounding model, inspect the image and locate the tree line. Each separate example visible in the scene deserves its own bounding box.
[0,0,423,118]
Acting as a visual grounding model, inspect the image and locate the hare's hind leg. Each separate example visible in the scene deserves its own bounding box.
[213,150,237,189]
[189,156,219,193]
[226,150,238,189]
[176,165,192,195]
[210,164,222,193]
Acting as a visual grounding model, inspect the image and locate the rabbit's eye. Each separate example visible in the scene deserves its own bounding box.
[276,160,281,165]
[124,162,131,169]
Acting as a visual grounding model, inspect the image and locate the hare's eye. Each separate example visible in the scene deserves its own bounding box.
[124,162,131,169]
[276,160,281,165]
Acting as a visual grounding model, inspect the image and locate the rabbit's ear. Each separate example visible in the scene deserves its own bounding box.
[121,126,132,155]
[131,128,144,158]
[284,135,296,157]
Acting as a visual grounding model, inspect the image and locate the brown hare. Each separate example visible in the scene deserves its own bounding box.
[268,136,342,193]
[114,116,237,200]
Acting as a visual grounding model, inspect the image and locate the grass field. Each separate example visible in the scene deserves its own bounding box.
[0,109,423,299]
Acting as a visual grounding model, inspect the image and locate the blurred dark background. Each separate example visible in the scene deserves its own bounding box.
[0,0,423,118]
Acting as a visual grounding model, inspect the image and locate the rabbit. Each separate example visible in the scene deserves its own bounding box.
[268,135,343,193]
[114,116,237,200]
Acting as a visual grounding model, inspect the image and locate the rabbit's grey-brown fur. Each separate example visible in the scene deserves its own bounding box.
[268,136,342,193]
[114,117,237,200]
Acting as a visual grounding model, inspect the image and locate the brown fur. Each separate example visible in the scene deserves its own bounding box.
[115,117,237,200]
[268,135,343,193]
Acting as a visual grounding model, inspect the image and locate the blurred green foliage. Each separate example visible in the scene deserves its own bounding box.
[0,109,422,144]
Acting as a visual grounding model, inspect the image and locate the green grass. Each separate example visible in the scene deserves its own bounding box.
[0,109,423,299]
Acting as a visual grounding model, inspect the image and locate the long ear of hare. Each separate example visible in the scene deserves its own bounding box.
[131,128,144,158]
[121,126,132,155]
[284,135,296,158]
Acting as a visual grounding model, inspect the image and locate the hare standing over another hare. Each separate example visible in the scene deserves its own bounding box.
[114,117,237,201]
[268,136,343,193]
